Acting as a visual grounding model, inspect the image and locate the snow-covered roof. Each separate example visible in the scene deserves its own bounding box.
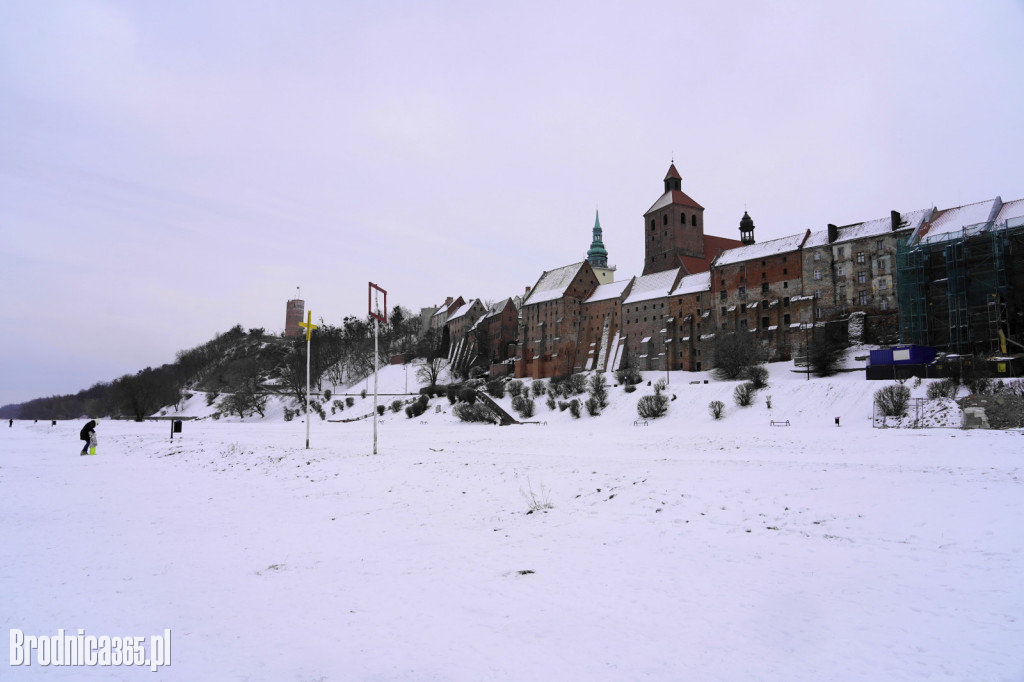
[921,198,1001,241]
[994,198,1024,227]
[645,190,703,214]
[585,278,631,304]
[479,298,513,321]
[623,268,678,305]
[670,271,710,296]
[804,207,935,249]
[712,233,807,267]
[522,262,586,306]
[447,299,480,323]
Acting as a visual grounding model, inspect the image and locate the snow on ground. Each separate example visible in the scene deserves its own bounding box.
[3,361,1024,681]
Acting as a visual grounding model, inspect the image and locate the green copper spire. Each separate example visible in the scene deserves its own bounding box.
[587,210,609,268]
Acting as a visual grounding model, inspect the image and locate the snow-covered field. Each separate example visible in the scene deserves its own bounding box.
[3,363,1023,681]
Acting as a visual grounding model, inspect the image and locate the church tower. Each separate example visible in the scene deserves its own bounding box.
[642,164,706,275]
[587,210,616,284]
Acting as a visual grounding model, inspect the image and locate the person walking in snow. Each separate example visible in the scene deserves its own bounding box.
[79,420,97,456]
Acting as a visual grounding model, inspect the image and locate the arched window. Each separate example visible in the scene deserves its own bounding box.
[691,214,697,226]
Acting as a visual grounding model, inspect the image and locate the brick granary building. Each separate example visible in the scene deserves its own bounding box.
[433,164,1024,380]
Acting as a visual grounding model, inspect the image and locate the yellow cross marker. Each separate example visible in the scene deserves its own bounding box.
[298,310,318,341]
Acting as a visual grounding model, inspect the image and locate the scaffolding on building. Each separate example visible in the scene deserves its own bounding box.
[896,218,1024,354]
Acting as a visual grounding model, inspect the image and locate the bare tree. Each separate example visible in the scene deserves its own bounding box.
[416,356,448,388]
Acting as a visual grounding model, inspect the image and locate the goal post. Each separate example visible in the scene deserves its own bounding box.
[368,282,387,454]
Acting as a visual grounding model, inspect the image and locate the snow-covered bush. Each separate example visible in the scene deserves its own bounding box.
[588,373,609,411]
[623,384,637,393]
[508,380,524,398]
[744,365,769,390]
[585,397,601,416]
[569,399,581,418]
[967,377,993,395]
[512,395,535,418]
[405,396,428,419]
[453,402,494,423]
[390,399,403,413]
[709,400,725,419]
[546,394,556,411]
[486,380,505,399]
[734,382,755,407]
[567,373,587,395]
[927,378,959,400]
[874,384,910,417]
[531,380,547,397]
[637,394,668,419]
[615,367,642,387]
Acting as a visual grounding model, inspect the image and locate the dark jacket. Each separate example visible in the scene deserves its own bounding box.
[80,420,96,441]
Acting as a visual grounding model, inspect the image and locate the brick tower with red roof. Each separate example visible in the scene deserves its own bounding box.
[642,164,708,275]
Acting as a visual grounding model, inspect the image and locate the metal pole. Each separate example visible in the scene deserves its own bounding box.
[373,316,379,455]
[305,328,312,449]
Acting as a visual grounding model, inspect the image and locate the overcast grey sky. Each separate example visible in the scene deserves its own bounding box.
[2,0,1022,406]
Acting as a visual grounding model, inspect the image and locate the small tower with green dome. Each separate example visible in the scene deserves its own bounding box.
[587,210,616,283]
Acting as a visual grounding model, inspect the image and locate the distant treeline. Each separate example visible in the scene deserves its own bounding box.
[7,306,431,421]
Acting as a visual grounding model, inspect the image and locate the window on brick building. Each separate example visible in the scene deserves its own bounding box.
[857,271,866,284]
[720,291,727,300]
[762,316,769,328]
[876,239,884,252]
[837,247,845,258]
[813,269,821,280]
[880,298,889,311]
[783,281,789,289]
[784,313,791,325]
[740,303,746,312]
[720,307,726,315]
[761,283,769,294]
[663,214,668,225]
[814,289,821,299]
[783,297,790,306]
[839,285,846,299]
[692,215,697,226]
[681,213,686,224]
[783,268,788,275]
[858,290,867,305]
[738,287,746,300]
[815,307,823,319]
[856,252,865,264]
[838,265,845,276]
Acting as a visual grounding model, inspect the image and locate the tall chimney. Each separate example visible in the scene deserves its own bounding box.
[827,224,839,244]
[890,210,902,231]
